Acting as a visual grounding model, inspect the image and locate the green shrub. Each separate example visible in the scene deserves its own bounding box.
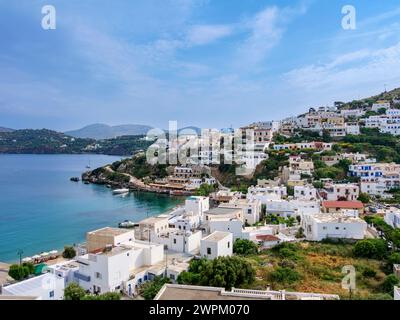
[233,239,258,256]
[270,267,301,284]
[353,239,388,259]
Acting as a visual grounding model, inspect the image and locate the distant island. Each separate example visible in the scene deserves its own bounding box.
[0,129,154,156]
[65,123,154,140]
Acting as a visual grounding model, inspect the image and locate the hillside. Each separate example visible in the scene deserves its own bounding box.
[0,130,154,155]
[0,129,94,154]
[65,123,153,140]
[337,87,400,110]
[0,127,14,133]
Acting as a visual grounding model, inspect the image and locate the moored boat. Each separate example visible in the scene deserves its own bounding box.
[113,188,130,195]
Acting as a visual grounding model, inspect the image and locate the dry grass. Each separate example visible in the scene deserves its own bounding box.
[244,242,390,299]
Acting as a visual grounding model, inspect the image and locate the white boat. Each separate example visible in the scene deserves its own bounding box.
[113,188,130,195]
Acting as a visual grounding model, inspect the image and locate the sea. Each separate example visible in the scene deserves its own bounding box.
[0,154,183,263]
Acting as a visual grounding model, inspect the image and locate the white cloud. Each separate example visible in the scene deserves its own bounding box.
[283,42,400,104]
[186,24,233,46]
[235,4,307,68]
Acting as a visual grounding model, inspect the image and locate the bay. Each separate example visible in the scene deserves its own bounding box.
[0,154,182,262]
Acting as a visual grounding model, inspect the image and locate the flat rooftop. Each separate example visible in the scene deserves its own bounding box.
[139,215,170,225]
[312,213,366,224]
[202,231,231,242]
[155,284,339,301]
[87,227,132,237]
[204,207,241,216]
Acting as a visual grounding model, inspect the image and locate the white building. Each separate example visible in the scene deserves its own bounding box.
[153,229,202,254]
[395,287,400,301]
[75,241,164,295]
[247,185,287,202]
[302,213,367,241]
[220,198,262,225]
[349,162,400,196]
[265,199,320,218]
[340,109,365,118]
[200,231,233,260]
[185,196,210,222]
[209,218,244,240]
[345,123,360,135]
[371,101,390,112]
[2,273,65,300]
[384,208,400,229]
[321,183,360,201]
[294,185,317,201]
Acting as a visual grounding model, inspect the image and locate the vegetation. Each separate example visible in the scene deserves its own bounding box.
[0,129,152,156]
[353,239,388,259]
[8,263,35,281]
[62,246,77,259]
[178,257,255,290]
[265,214,297,227]
[139,276,171,300]
[196,183,216,196]
[243,241,395,299]
[63,283,87,300]
[63,283,121,300]
[233,239,259,256]
[270,267,301,285]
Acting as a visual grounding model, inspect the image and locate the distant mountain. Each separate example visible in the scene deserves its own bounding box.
[65,123,153,140]
[0,127,14,133]
[178,126,202,135]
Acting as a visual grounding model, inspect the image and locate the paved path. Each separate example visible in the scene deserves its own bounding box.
[0,262,12,286]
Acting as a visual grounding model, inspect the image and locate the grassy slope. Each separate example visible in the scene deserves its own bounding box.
[243,242,391,300]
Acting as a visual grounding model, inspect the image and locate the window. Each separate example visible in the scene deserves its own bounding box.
[207,248,211,255]
[228,242,230,248]
[49,291,54,298]
[95,272,102,279]
[173,239,177,244]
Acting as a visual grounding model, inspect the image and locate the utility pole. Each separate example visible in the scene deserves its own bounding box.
[17,249,23,265]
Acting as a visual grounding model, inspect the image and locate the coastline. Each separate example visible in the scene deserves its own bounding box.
[0,154,184,263]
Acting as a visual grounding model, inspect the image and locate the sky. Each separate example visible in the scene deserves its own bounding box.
[1,0,400,131]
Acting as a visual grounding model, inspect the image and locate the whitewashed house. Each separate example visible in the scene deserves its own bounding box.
[74,241,164,295]
[294,185,317,201]
[2,273,65,300]
[220,198,262,225]
[153,229,202,254]
[200,231,233,260]
[302,213,367,241]
[321,183,360,201]
[209,218,244,240]
[247,185,287,202]
[384,208,400,229]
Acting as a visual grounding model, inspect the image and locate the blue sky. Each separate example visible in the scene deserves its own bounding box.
[1,0,400,131]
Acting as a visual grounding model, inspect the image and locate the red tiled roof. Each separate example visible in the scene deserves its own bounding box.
[256,235,280,241]
[322,201,364,209]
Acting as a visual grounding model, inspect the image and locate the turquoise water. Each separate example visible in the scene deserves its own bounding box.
[0,154,183,263]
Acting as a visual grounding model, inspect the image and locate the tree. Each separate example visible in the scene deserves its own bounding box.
[295,227,305,239]
[22,262,34,275]
[8,264,28,281]
[64,283,87,300]
[178,256,255,290]
[381,274,400,295]
[196,184,216,196]
[140,276,171,300]
[387,252,400,265]
[353,239,388,259]
[233,239,258,256]
[62,246,76,259]
[358,193,371,204]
